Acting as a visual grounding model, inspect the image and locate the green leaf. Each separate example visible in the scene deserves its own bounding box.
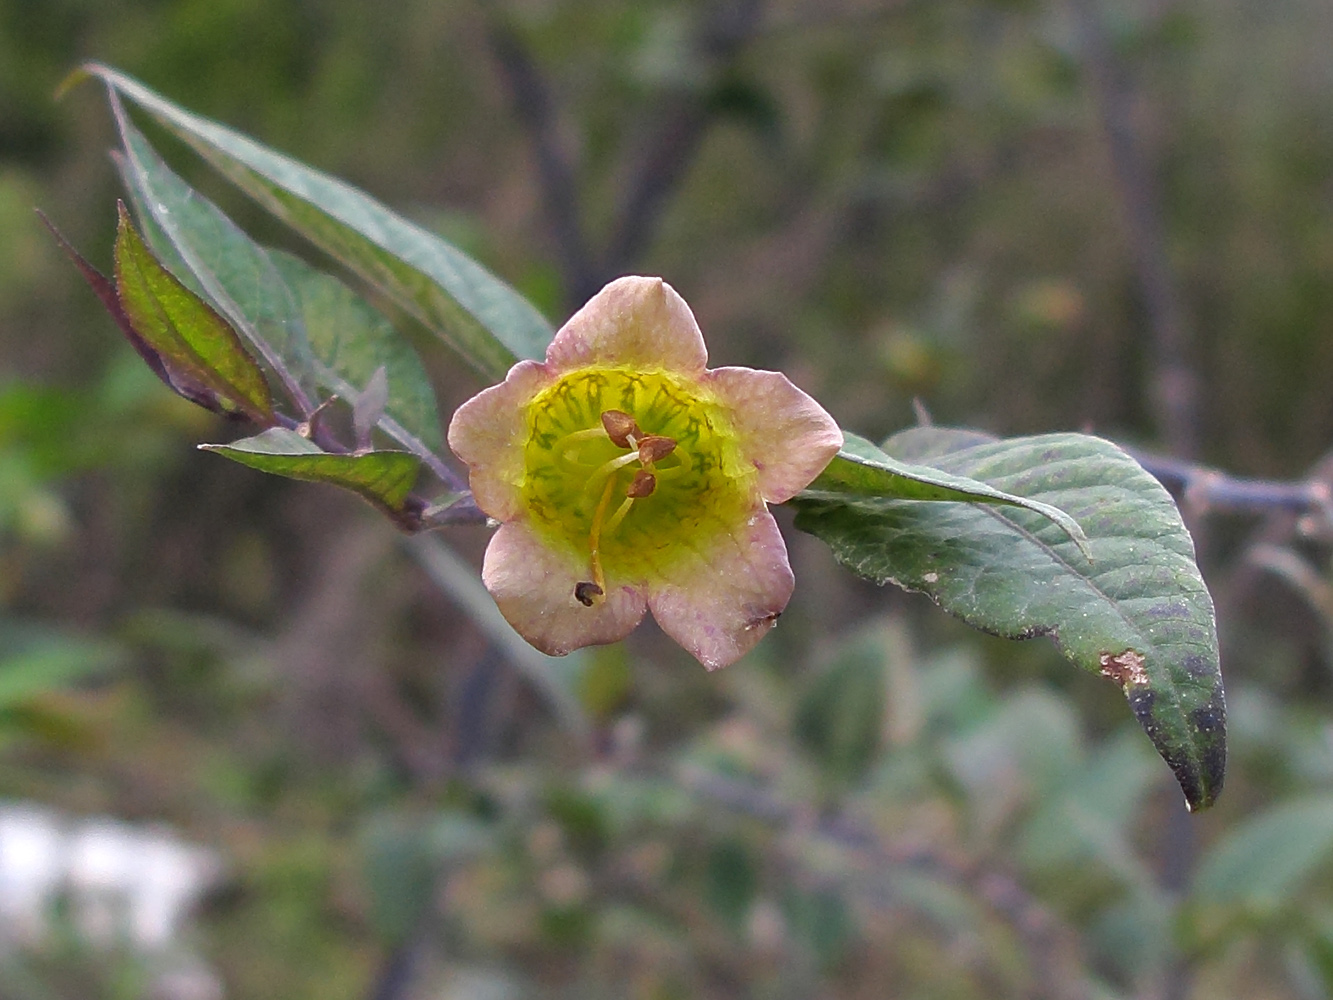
[1192,797,1333,915]
[804,432,1089,558]
[40,210,221,416]
[113,204,274,423]
[782,888,853,971]
[200,428,421,521]
[112,98,319,410]
[114,114,449,477]
[270,251,443,455]
[792,427,1225,811]
[83,64,553,380]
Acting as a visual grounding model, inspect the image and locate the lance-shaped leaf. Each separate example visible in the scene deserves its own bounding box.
[113,120,450,479]
[791,427,1225,811]
[78,63,553,380]
[200,428,422,523]
[111,204,273,423]
[805,432,1089,557]
[111,97,319,414]
[39,211,211,413]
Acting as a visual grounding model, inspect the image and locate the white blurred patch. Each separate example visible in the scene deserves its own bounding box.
[0,801,224,999]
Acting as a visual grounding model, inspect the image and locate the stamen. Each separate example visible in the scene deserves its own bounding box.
[601,410,640,449]
[586,476,617,599]
[627,470,657,498]
[556,426,620,467]
[584,451,641,496]
[604,497,635,535]
[637,435,677,465]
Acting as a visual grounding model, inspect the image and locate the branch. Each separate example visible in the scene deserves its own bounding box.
[1128,448,1333,530]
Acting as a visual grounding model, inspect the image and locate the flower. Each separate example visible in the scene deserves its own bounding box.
[447,277,843,670]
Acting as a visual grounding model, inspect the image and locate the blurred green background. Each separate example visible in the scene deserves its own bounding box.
[3,0,1333,997]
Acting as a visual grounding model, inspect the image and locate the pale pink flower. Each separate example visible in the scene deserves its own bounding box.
[447,277,842,669]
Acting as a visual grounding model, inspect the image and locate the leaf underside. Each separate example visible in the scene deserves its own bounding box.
[792,427,1225,811]
[112,205,274,422]
[201,428,421,520]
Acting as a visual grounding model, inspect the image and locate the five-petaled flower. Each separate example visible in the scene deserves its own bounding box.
[447,277,843,670]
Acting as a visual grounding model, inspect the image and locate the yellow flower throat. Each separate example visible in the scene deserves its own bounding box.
[521,369,756,602]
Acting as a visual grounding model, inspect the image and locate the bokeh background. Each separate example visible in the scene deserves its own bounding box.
[3,0,1333,997]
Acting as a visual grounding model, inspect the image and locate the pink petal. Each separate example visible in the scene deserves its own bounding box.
[483,521,647,656]
[446,360,553,521]
[705,367,843,503]
[546,277,708,376]
[647,509,795,670]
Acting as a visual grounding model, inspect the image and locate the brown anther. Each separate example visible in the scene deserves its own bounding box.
[637,435,677,465]
[574,581,604,607]
[601,410,639,449]
[627,470,657,498]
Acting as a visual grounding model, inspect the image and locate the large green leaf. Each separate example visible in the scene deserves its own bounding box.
[113,205,274,423]
[200,428,421,523]
[81,64,553,380]
[792,427,1225,811]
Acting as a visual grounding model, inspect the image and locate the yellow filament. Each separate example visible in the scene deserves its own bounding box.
[604,496,636,536]
[583,452,640,498]
[588,476,616,595]
[559,426,615,464]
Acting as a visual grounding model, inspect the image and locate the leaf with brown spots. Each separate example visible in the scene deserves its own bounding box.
[793,427,1225,811]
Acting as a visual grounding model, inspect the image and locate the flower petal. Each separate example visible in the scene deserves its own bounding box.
[546,276,708,375]
[447,360,553,520]
[647,509,794,670]
[483,521,647,656]
[705,367,843,503]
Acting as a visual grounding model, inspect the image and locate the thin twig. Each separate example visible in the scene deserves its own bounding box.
[1217,447,1333,624]
[1128,448,1333,529]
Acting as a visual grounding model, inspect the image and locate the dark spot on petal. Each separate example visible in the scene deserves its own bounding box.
[574,581,604,607]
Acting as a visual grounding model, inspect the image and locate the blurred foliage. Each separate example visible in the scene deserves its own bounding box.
[4,0,1333,998]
